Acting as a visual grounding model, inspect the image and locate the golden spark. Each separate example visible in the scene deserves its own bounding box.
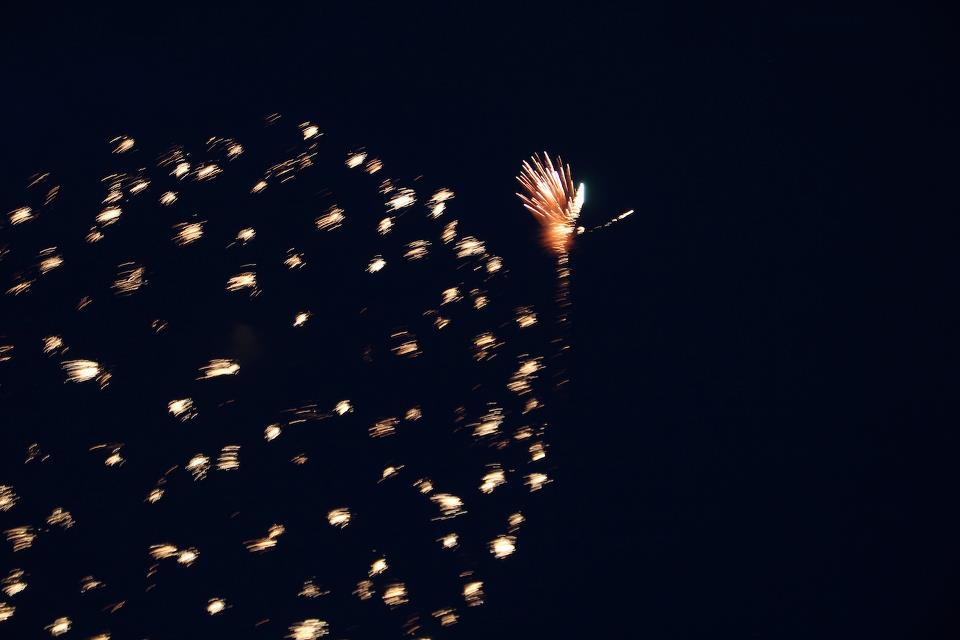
[96,206,122,226]
[369,557,388,577]
[46,616,72,636]
[430,493,465,520]
[489,535,516,559]
[8,206,33,225]
[293,311,311,327]
[346,150,367,168]
[226,271,258,295]
[315,206,345,231]
[463,581,484,606]
[198,358,240,379]
[0,486,18,512]
[172,221,205,246]
[167,398,197,421]
[382,583,408,608]
[327,508,351,528]
[111,136,135,153]
[288,618,328,639]
[439,533,459,549]
[207,598,227,615]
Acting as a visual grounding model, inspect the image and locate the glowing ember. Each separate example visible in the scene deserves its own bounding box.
[173,221,205,246]
[9,206,34,225]
[382,583,408,608]
[288,618,329,639]
[198,358,239,379]
[489,535,516,559]
[207,598,227,615]
[0,486,18,512]
[315,206,345,231]
[327,508,351,528]
[168,398,197,421]
[369,557,388,576]
[45,616,72,636]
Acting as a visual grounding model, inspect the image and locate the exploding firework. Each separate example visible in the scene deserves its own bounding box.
[0,117,560,639]
[516,152,585,255]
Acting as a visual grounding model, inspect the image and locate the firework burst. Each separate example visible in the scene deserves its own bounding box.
[516,153,585,255]
[0,118,561,639]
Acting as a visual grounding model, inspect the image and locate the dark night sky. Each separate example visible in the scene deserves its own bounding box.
[1,3,958,639]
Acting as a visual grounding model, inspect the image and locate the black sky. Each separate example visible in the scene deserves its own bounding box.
[1,3,958,639]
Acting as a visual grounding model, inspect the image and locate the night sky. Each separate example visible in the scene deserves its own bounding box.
[1,4,957,639]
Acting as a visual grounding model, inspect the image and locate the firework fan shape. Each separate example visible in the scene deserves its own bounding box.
[0,117,558,639]
[516,153,585,256]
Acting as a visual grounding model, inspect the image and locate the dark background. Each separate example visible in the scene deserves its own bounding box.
[1,3,957,638]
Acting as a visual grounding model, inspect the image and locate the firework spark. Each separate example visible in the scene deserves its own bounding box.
[42,336,65,355]
[207,598,227,615]
[327,508,351,528]
[38,249,63,274]
[381,583,408,608]
[428,188,454,218]
[96,206,122,226]
[176,548,199,566]
[167,398,197,421]
[112,263,146,295]
[369,557,388,576]
[226,271,258,295]
[439,533,459,549]
[9,206,34,225]
[217,445,240,471]
[198,358,240,379]
[346,150,367,168]
[479,467,506,494]
[186,454,210,481]
[244,524,284,553]
[489,535,516,559]
[293,311,311,327]
[4,527,36,552]
[80,576,104,593]
[0,486,18,512]
[315,206,345,231]
[61,359,110,386]
[2,570,27,597]
[386,187,416,211]
[236,227,256,243]
[430,493,466,520]
[46,508,75,529]
[288,618,328,639]
[172,221,205,246]
[45,616,72,636]
[404,239,430,260]
[149,544,179,560]
[111,136,135,153]
[264,424,282,441]
[463,580,484,606]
